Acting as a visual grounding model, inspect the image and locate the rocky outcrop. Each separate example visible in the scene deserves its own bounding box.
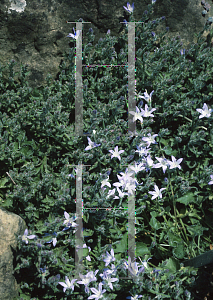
[0,0,212,90]
[0,207,27,300]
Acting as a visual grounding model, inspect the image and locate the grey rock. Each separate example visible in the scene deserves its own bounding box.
[0,207,27,300]
[0,0,212,90]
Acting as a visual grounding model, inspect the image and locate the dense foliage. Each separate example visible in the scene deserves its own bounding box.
[0,2,213,299]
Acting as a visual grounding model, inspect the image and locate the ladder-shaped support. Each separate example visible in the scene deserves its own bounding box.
[66,20,144,281]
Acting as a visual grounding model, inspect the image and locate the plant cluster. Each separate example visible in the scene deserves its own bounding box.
[0,1,213,299]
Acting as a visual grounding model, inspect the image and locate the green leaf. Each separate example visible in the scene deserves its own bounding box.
[167,231,182,247]
[71,188,75,196]
[164,257,180,273]
[150,211,158,218]
[0,177,9,188]
[20,146,33,156]
[0,196,13,208]
[159,138,169,146]
[172,242,185,259]
[187,224,209,237]
[114,232,128,254]
[13,142,19,151]
[17,132,26,142]
[88,161,98,171]
[149,216,161,230]
[16,290,31,300]
[136,242,150,256]
[176,192,195,205]
[83,211,89,223]
[163,146,173,155]
[83,228,94,237]
[145,70,151,76]
[34,211,39,219]
[34,166,41,176]
[109,228,119,234]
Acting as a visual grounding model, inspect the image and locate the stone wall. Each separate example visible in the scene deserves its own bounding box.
[0,0,212,90]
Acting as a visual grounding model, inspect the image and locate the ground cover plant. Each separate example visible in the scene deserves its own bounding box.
[0,1,213,299]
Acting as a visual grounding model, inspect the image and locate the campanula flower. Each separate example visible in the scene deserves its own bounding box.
[135,145,151,157]
[102,248,116,266]
[122,181,137,195]
[129,106,144,123]
[67,27,81,40]
[140,104,156,118]
[148,184,166,200]
[123,19,128,26]
[101,263,118,277]
[140,257,152,269]
[62,211,79,232]
[108,146,125,161]
[142,133,158,147]
[45,232,57,247]
[123,2,134,13]
[167,155,183,170]
[88,282,106,300]
[58,276,77,293]
[68,174,75,178]
[129,162,145,174]
[99,272,118,291]
[208,175,213,185]
[123,256,146,276]
[136,89,154,107]
[126,295,143,300]
[77,270,99,294]
[116,187,129,198]
[106,188,116,199]
[153,157,170,174]
[196,103,212,118]
[101,176,111,188]
[113,169,136,189]
[144,154,155,169]
[85,137,101,151]
[21,229,36,244]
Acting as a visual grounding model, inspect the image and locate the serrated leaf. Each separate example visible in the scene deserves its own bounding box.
[83,229,94,237]
[34,211,39,219]
[0,177,9,188]
[136,242,150,256]
[167,231,182,247]
[114,232,128,254]
[159,138,169,146]
[164,146,173,155]
[13,142,19,151]
[149,216,161,230]
[83,212,89,223]
[109,228,118,234]
[0,197,13,208]
[165,257,180,273]
[88,161,98,171]
[173,242,185,259]
[150,211,158,218]
[145,70,151,76]
[176,192,195,205]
